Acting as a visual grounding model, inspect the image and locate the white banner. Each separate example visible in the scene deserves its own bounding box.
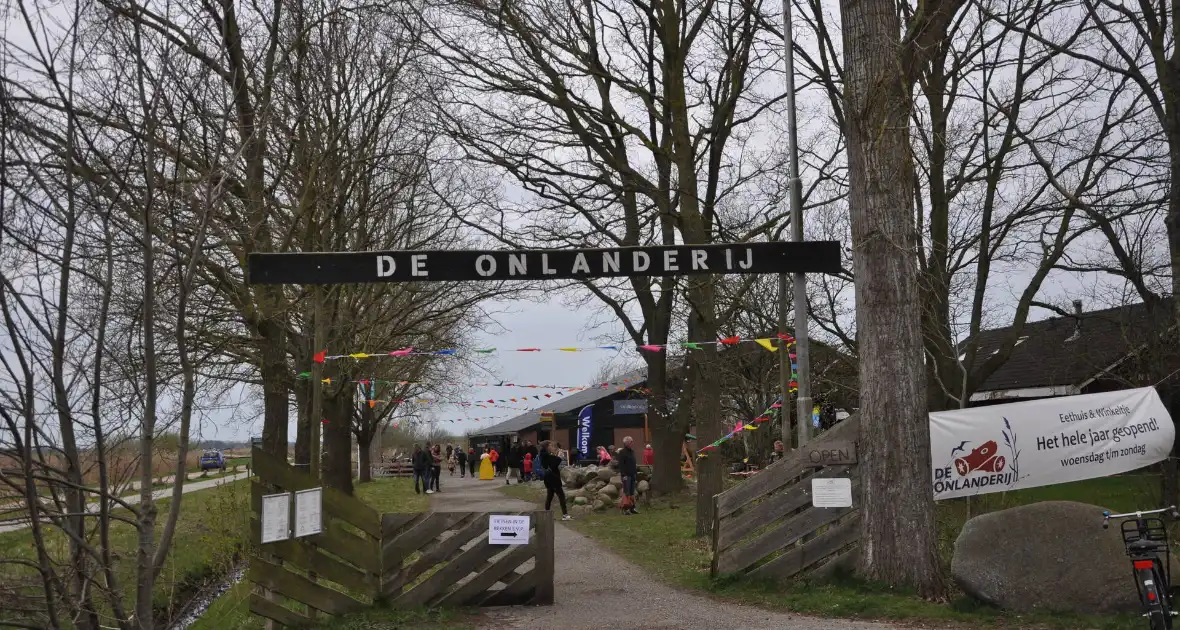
[930,388,1174,501]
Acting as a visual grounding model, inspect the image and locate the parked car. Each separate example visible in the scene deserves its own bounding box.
[199,449,226,472]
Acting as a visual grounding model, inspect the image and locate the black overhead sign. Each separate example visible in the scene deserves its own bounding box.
[246,242,842,285]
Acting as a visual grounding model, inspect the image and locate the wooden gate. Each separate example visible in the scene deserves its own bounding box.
[381,511,553,607]
[249,448,555,628]
[710,416,861,582]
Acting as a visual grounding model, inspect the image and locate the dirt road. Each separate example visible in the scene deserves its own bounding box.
[430,476,925,630]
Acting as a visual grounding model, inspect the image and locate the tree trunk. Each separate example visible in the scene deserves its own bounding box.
[646,356,683,495]
[358,431,373,483]
[294,378,311,468]
[322,388,355,495]
[841,0,945,597]
[259,313,290,459]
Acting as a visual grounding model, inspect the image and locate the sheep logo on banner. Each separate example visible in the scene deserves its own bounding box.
[576,405,593,458]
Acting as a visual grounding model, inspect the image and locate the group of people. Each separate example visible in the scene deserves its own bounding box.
[410,436,649,518]
[411,442,445,494]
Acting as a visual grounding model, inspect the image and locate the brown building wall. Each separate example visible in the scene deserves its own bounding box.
[613,427,645,449]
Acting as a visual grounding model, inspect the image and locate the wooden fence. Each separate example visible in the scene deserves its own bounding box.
[710,416,861,582]
[249,448,554,628]
[381,511,553,607]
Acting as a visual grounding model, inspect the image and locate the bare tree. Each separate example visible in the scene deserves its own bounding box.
[419,0,791,526]
[839,0,963,597]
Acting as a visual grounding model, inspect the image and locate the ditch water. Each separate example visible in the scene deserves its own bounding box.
[169,565,245,630]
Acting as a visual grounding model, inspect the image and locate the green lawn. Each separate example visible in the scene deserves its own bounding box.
[188,477,451,630]
[0,478,251,626]
[499,476,1153,629]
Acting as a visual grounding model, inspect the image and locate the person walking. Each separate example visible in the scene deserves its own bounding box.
[489,447,500,476]
[468,447,478,477]
[457,447,468,478]
[446,445,456,476]
[506,443,522,485]
[618,436,639,515]
[522,451,533,481]
[538,440,572,520]
[430,444,443,492]
[411,444,431,494]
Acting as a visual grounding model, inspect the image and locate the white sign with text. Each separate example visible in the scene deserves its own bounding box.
[811,478,853,508]
[260,492,290,544]
[489,515,531,545]
[930,387,1174,500]
[294,488,323,538]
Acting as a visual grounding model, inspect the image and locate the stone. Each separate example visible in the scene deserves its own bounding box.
[599,483,619,498]
[952,501,1168,615]
[592,499,608,511]
[560,466,576,484]
[610,475,623,486]
[585,465,599,476]
[637,480,650,494]
[597,468,615,482]
[573,496,588,505]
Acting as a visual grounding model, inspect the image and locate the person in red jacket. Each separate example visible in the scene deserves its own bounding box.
[642,443,654,466]
[522,451,534,481]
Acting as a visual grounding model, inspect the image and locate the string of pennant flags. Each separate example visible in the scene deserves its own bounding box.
[308,334,797,364]
[695,357,801,459]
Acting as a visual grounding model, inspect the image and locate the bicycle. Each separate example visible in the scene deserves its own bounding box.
[1104,506,1180,629]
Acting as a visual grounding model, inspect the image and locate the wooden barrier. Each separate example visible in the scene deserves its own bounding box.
[249,448,380,628]
[381,510,554,607]
[710,416,861,582]
[249,448,555,628]
[370,462,414,478]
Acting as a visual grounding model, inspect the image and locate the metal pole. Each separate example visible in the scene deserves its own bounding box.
[781,0,811,448]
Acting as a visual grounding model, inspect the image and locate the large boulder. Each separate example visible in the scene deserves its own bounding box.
[573,496,588,506]
[609,475,623,486]
[953,501,1160,614]
[637,480,650,495]
[592,499,608,512]
[597,468,615,482]
[598,484,620,501]
[560,466,577,484]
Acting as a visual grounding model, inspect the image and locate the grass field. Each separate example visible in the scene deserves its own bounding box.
[0,477,252,626]
[500,475,1155,629]
[186,477,457,630]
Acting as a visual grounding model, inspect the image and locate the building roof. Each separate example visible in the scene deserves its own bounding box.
[468,367,649,437]
[967,298,1174,398]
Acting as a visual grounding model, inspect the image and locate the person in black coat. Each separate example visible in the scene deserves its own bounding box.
[506,443,523,485]
[456,447,468,477]
[411,444,431,494]
[618,436,639,514]
[538,440,571,520]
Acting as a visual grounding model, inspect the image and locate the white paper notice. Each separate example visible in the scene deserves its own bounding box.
[812,478,853,508]
[489,515,531,545]
[260,492,291,543]
[294,487,323,538]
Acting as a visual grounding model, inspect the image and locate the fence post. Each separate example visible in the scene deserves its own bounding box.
[533,511,555,605]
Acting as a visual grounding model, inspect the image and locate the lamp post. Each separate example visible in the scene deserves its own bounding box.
[780,0,811,448]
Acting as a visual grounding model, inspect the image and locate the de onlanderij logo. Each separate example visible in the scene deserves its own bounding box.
[934,418,1021,495]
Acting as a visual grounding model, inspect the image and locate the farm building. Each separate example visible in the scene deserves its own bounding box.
[963,298,1180,406]
[467,367,667,462]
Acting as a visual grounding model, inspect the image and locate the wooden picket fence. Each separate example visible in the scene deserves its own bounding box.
[710,416,861,582]
[248,448,554,628]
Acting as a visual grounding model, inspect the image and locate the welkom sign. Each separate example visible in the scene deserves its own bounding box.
[247,242,842,284]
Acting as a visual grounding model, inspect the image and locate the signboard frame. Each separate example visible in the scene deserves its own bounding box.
[489,514,531,545]
[260,492,291,544]
[613,399,648,415]
[247,242,842,285]
[811,477,853,508]
[293,487,323,538]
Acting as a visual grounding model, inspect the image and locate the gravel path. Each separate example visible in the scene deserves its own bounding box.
[429,476,928,630]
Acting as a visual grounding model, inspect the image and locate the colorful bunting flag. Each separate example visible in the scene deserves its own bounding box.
[755,338,777,352]
[313,350,327,364]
